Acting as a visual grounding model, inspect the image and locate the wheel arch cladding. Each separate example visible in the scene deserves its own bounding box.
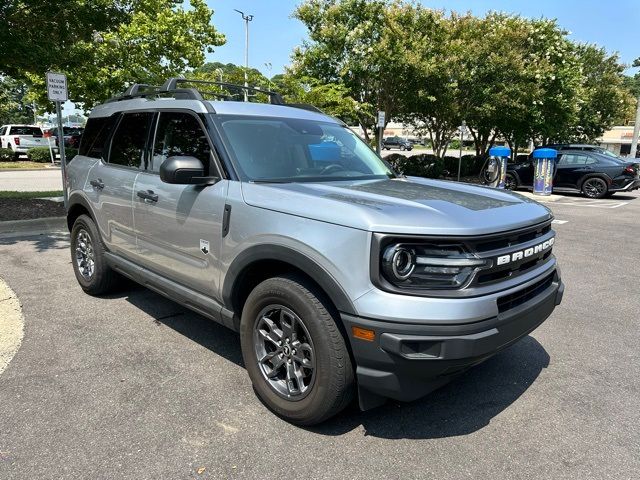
[66,193,95,231]
[222,244,357,318]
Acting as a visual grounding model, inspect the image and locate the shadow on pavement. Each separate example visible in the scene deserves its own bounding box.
[0,231,69,253]
[107,283,549,440]
[310,335,549,439]
[109,283,244,367]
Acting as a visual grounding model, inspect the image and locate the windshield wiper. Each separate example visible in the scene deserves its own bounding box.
[250,179,293,184]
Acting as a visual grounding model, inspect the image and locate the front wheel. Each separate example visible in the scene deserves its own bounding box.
[581,177,608,199]
[70,214,119,295]
[240,275,354,425]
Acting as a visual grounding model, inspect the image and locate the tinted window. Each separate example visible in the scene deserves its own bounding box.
[585,156,598,165]
[108,112,153,168]
[151,112,211,172]
[10,126,42,136]
[79,115,119,158]
[558,154,589,166]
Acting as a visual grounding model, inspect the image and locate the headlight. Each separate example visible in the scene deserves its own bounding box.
[380,242,491,290]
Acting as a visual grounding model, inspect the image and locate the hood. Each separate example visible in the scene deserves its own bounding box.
[241,176,553,235]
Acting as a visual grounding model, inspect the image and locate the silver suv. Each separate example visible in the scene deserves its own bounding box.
[66,79,564,425]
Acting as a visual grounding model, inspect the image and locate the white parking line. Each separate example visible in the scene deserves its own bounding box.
[0,279,24,375]
[552,219,568,224]
[558,201,628,209]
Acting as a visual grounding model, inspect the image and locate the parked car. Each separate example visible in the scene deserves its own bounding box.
[45,126,84,149]
[506,148,640,198]
[382,136,413,151]
[0,124,46,159]
[66,78,563,425]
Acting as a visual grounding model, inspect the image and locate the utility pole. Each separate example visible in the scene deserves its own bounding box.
[234,9,254,102]
[264,62,272,90]
[630,95,640,159]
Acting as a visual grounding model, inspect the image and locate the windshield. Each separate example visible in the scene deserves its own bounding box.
[213,115,395,182]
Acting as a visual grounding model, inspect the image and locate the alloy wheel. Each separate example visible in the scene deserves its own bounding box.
[253,305,316,399]
[583,178,606,198]
[75,229,95,279]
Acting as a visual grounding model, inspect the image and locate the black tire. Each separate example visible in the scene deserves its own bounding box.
[70,214,119,295]
[581,177,608,199]
[505,173,518,190]
[400,145,406,151]
[240,274,355,425]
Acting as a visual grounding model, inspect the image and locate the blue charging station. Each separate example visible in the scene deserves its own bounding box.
[487,146,511,189]
[532,148,557,196]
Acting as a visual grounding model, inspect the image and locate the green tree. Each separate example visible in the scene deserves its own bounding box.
[293,0,416,142]
[568,45,634,141]
[3,0,224,109]
[0,76,34,124]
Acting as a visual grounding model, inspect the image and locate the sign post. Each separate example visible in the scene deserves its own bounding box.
[46,72,68,209]
[377,111,385,155]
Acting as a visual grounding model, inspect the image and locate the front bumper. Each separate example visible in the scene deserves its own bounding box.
[342,271,564,410]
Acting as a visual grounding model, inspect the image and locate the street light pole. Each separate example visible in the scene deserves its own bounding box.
[234,9,254,102]
[457,120,466,182]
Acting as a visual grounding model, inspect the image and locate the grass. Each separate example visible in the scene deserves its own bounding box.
[0,161,55,169]
[0,190,63,199]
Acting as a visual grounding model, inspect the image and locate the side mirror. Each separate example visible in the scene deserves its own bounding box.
[160,156,218,185]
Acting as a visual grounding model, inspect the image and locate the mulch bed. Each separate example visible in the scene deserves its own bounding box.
[0,198,66,221]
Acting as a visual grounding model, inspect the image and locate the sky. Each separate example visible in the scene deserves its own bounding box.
[207,0,640,75]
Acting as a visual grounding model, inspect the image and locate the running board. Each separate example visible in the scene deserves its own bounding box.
[104,252,238,332]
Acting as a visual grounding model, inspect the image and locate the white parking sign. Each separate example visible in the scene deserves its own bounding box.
[46,72,68,102]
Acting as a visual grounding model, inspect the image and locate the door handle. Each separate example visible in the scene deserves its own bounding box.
[137,189,158,202]
[89,178,104,189]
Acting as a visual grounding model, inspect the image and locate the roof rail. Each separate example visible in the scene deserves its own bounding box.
[161,77,285,105]
[105,78,328,116]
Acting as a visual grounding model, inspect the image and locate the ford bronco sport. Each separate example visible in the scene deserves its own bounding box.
[66,79,564,425]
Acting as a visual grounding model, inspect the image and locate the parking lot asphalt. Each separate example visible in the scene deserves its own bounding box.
[0,191,638,479]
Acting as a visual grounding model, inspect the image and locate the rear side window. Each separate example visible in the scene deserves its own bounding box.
[79,115,118,158]
[107,112,154,169]
[151,112,211,172]
[10,126,42,136]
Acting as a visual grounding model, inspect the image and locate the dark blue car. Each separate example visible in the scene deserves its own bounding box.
[506,148,640,198]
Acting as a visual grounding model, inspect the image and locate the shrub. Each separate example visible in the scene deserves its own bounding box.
[0,148,15,162]
[392,153,444,179]
[27,147,52,163]
[65,148,78,162]
[449,139,461,150]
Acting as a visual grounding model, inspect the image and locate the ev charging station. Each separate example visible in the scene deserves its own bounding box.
[532,148,557,196]
[485,146,511,189]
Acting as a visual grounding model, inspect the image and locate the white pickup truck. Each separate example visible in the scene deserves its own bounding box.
[0,124,47,159]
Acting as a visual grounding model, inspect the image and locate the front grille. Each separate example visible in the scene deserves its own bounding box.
[474,223,551,253]
[466,221,555,287]
[497,272,555,313]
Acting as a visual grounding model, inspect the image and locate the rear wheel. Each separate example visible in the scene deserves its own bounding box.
[240,275,354,425]
[581,177,608,199]
[505,173,518,190]
[70,214,119,295]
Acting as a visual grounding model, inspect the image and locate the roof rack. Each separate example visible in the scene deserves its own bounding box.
[105,77,325,116]
[160,78,285,105]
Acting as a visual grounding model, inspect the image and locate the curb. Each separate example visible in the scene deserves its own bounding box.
[0,278,25,375]
[0,216,67,238]
[0,167,61,172]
